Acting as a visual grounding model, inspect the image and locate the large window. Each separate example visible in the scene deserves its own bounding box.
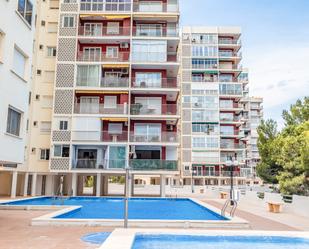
[17,0,33,26]
[135,72,161,87]
[192,137,219,148]
[6,107,22,136]
[192,46,217,57]
[80,0,131,12]
[219,83,242,95]
[192,59,217,69]
[13,46,27,78]
[108,146,126,169]
[191,96,218,108]
[40,149,50,160]
[192,123,219,135]
[76,65,100,87]
[54,145,70,157]
[191,34,217,44]
[132,40,167,62]
[192,110,219,122]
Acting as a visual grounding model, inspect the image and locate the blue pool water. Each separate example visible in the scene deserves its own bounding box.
[132,235,309,249]
[2,197,226,220]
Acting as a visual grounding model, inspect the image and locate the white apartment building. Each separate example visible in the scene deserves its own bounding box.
[0,0,36,197]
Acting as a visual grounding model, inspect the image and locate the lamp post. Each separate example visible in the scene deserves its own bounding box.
[225,155,238,205]
[124,162,130,228]
[191,168,197,193]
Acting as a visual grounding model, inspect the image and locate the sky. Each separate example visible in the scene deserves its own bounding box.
[180,0,309,129]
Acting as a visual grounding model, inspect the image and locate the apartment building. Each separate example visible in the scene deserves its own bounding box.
[0,0,36,197]
[48,0,180,196]
[181,26,250,186]
[24,0,60,196]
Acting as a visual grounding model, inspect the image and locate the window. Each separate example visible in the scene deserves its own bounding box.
[106,46,118,58]
[192,123,219,135]
[104,96,117,108]
[13,46,27,78]
[192,46,217,57]
[192,137,219,148]
[84,23,102,36]
[192,110,219,122]
[54,145,70,157]
[135,72,161,88]
[132,40,167,62]
[6,107,22,137]
[79,97,100,113]
[47,22,58,33]
[47,47,56,57]
[40,149,50,160]
[62,16,75,28]
[59,120,68,130]
[17,0,33,26]
[108,123,123,134]
[76,65,100,87]
[40,121,51,133]
[63,0,76,3]
[106,22,119,35]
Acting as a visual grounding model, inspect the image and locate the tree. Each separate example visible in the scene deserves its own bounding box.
[256,119,282,184]
[282,97,309,126]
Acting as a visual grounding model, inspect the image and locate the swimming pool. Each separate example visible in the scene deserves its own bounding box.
[132,234,309,249]
[1,197,226,220]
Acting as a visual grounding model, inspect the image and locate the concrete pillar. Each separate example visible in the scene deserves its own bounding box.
[72,173,77,196]
[31,173,37,196]
[160,175,166,197]
[45,175,54,196]
[10,171,18,198]
[96,173,101,197]
[102,175,109,196]
[23,173,29,197]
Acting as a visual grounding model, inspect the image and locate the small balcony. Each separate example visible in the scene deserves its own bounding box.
[72,131,128,142]
[78,26,131,37]
[131,77,178,89]
[130,132,178,143]
[130,104,178,116]
[77,51,130,62]
[129,159,178,171]
[76,77,129,88]
[133,2,179,13]
[74,103,128,115]
[218,39,241,45]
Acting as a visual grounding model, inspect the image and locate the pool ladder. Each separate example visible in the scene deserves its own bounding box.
[221,199,237,217]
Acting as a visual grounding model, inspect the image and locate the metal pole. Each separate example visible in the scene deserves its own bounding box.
[124,167,129,228]
[230,156,234,206]
[191,170,194,193]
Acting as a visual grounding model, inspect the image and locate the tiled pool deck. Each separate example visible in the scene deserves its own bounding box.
[0,196,308,249]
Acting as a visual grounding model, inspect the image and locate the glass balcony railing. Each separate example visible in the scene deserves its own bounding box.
[76,77,129,88]
[220,143,246,149]
[130,132,178,143]
[131,78,178,89]
[71,131,128,142]
[80,0,131,12]
[133,3,179,13]
[77,51,130,62]
[218,39,241,45]
[132,52,178,63]
[78,26,131,37]
[72,159,126,170]
[130,104,178,115]
[74,103,128,115]
[219,103,241,109]
[219,51,242,58]
[220,117,242,122]
[133,27,179,37]
[130,159,178,171]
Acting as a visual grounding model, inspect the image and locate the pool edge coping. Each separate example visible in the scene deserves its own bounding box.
[98,229,309,249]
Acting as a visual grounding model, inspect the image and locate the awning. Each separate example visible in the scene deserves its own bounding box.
[80,14,130,19]
[102,64,129,68]
[101,118,128,122]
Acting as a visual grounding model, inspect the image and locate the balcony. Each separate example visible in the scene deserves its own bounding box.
[219,51,242,58]
[130,104,178,116]
[74,103,128,115]
[218,39,241,45]
[77,51,130,62]
[220,143,245,149]
[80,0,131,12]
[130,132,178,143]
[133,2,179,13]
[220,117,242,123]
[219,103,241,109]
[76,77,129,88]
[131,78,178,89]
[132,52,178,63]
[78,26,131,37]
[72,131,128,142]
[220,131,245,137]
[133,27,179,37]
[129,159,178,171]
[72,159,126,170]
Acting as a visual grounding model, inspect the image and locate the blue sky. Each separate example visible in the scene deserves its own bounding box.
[180,0,309,129]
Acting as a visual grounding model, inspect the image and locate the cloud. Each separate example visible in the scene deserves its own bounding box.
[244,44,309,128]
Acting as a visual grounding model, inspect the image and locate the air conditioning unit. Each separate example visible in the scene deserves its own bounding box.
[192,38,196,43]
[121,68,129,74]
[120,42,129,49]
[194,102,201,107]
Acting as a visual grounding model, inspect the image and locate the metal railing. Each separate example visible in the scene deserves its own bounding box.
[74,103,128,115]
[77,51,130,62]
[130,104,178,115]
[78,26,131,37]
[129,159,178,171]
[133,3,179,12]
[130,132,178,143]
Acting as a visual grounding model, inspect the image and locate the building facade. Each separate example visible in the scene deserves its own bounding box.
[0,0,36,197]
[180,27,255,186]
[48,0,180,196]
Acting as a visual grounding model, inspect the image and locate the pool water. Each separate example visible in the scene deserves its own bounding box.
[132,235,309,249]
[2,197,226,220]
